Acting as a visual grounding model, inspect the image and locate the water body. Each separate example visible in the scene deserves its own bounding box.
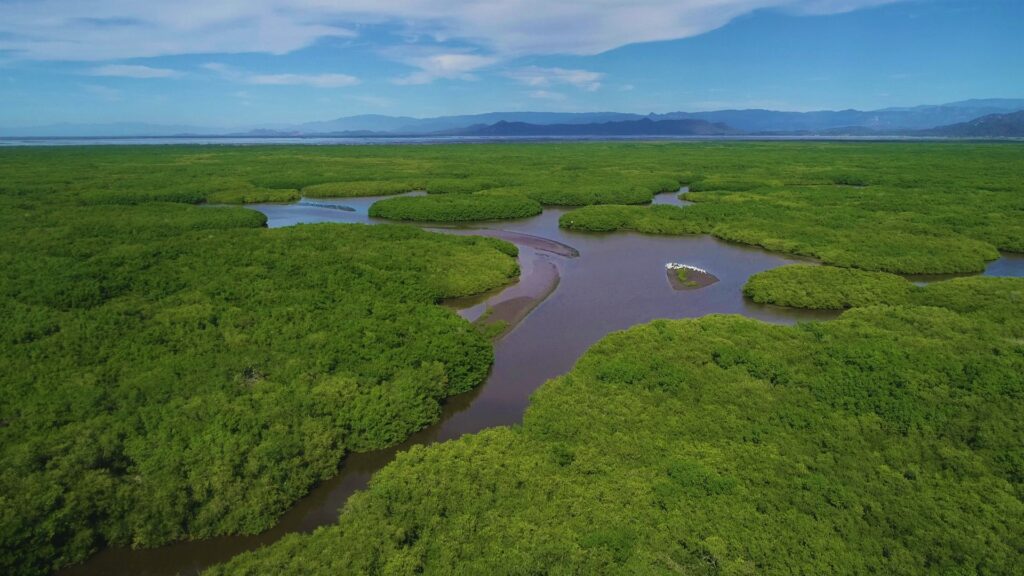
[0,135,980,147]
[61,189,1024,576]
[986,252,1024,277]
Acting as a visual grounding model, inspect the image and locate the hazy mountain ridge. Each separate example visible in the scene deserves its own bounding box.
[3,98,1022,138]
[921,110,1024,137]
[454,118,737,136]
[656,99,1024,132]
[299,112,642,135]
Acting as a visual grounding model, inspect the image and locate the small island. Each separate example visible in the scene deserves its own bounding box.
[666,262,719,290]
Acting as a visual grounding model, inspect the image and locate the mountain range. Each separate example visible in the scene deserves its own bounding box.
[921,110,1024,138]
[456,118,737,137]
[648,99,1024,132]
[3,98,1023,138]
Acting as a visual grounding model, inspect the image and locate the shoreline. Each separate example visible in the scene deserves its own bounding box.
[440,228,577,338]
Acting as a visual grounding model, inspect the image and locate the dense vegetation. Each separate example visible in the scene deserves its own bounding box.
[207,187,300,204]
[303,180,418,198]
[3,142,1023,573]
[744,266,1024,352]
[0,184,518,574]
[744,265,915,309]
[208,275,1024,575]
[0,144,685,208]
[369,193,542,222]
[557,144,1024,274]
[4,143,1022,263]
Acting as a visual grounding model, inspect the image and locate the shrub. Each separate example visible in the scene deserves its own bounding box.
[370,193,542,222]
[208,277,1024,576]
[743,265,916,309]
[302,181,417,198]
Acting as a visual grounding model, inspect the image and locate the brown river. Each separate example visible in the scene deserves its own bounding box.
[60,190,1023,575]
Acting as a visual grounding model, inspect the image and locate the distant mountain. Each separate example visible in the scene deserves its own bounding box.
[914,98,1024,111]
[4,99,1023,138]
[456,118,736,136]
[652,99,1024,132]
[922,110,1024,137]
[300,111,643,134]
[299,101,1021,134]
[296,114,423,134]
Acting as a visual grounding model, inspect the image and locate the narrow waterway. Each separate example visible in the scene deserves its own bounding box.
[61,189,1024,576]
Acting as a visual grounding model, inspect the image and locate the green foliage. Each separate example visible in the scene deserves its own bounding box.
[561,203,707,233]
[744,265,915,309]
[3,142,1023,573]
[675,268,699,287]
[208,277,1024,575]
[423,177,507,194]
[0,144,692,211]
[744,267,1024,343]
[473,318,511,340]
[559,143,1024,274]
[302,180,417,198]
[369,193,542,222]
[14,142,1022,243]
[522,182,659,206]
[206,187,301,204]
[0,179,518,574]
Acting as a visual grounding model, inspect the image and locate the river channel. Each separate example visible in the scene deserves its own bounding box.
[61,189,1023,575]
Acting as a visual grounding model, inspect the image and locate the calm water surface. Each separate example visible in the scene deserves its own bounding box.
[61,189,1023,576]
[1,135,971,147]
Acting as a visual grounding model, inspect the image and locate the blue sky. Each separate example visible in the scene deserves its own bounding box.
[0,0,1021,127]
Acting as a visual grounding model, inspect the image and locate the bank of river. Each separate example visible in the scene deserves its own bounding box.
[61,189,1024,576]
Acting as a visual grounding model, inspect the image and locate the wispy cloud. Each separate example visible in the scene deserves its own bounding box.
[789,0,904,15]
[392,53,497,85]
[527,90,567,101]
[0,1,909,61]
[201,63,233,75]
[203,63,360,88]
[0,3,355,61]
[87,64,182,78]
[506,67,603,91]
[248,73,360,88]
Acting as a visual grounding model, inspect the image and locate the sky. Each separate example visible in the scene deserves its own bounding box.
[0,0,1021,128]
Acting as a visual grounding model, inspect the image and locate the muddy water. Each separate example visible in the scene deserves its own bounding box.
[62,189,1023,576]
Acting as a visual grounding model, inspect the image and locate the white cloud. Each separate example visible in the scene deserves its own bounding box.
[0,1,908,61]
[0,3,355,61]
[248,73,360,87]
[201,63,232,74]
[506,67,603,91]
[392,53,497,85]
[203,63,360,88]
[527,90,567,101]
[87,64,182,78]
[790,0,903,15]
